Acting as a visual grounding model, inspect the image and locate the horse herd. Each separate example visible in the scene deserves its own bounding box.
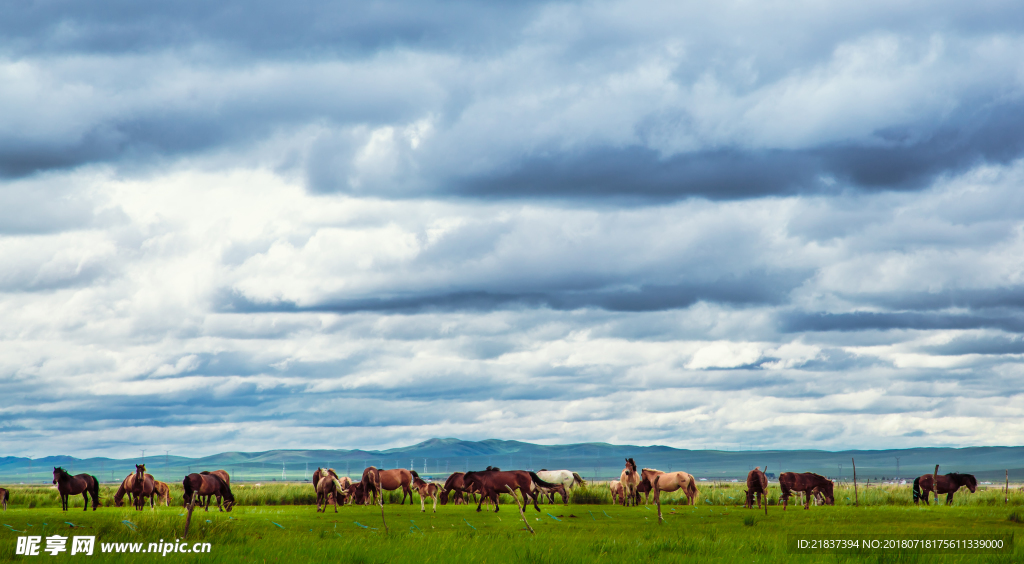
[0,462,979,513]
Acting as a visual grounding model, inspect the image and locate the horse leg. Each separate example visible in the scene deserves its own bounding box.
[432,492,438,513]
[493,490,501,513]
[420,490,426,512]
[946,492,954,506]
[476,489,486,512]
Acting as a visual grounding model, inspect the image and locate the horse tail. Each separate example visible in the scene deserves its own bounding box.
[572,472,586,487]
[529,471,559,489]
[688,476,699,501]
[88,475,100,506]
[913,477,921,503]
[183,476,194,505]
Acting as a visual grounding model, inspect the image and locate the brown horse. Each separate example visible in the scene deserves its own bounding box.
[130,464,156,511]
[153,481,171,506]
[619,458,641,507]
[439,472,479,505]
[197,470,231,510]
[609,480,625,505]
[183,473,234,512]
[643,468,699,506]
[533,482,568,505]
[113,474,135,507]
[313,469,352,505]
[412,476,441,512]
[0,487,8,511]
[315,469,346,513]
[462,470,556,513]
[745,467,769,509]
[913,473,977,505]
[353,467,382,505]
[52,467,100,512]
[779,472,834,510]
[378,468,415,505]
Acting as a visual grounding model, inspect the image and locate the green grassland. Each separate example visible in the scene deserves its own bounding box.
[2,483,1022,563]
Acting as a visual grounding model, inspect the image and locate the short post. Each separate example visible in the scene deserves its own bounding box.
[506,485,534,535]
[654,475,663,523]
[932,465,939,506]
[763,464,769,516]
[1006,470,1010,505]
[182,499,195,540]
[377,474,388,533]
[851,458,858,507]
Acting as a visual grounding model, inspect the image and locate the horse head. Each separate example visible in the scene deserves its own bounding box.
[821,480,836,505]
[956,473,977,493]
[135,464,146,479]
[52,467,65,484]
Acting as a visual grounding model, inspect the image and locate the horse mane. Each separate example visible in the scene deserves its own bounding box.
[485,466,501,471]
[209,473,235,501]
[411,470,420,479]
[200,470,211,475]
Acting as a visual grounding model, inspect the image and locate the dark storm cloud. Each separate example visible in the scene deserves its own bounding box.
[456,99,1024,200]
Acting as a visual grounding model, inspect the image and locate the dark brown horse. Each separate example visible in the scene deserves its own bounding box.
[779,472,834,510]
[913,473,977,505]
[462,470,558,513]
[439,472,478,505]
[52,467,100,512]
[0,487,8,511]
[183,473,234,512]
[130,464,156,510]
[746,467,769,509]
[196,470,231,511]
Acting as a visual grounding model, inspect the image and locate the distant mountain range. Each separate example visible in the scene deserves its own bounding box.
[2,438,1021,484]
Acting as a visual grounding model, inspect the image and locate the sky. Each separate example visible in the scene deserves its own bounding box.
[3,0,1024,458]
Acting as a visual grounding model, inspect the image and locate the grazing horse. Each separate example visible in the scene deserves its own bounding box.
[913,473,977,505]
[439,472,481,505]
[779,472,834,510]
[196,470,231,511]
[619,458,641,507]
[533,482,569,505]
[113,474,135,507]
[183,473,234,512]
[642,468,699,506]
[315,469,346,513]
[130,464,156,510]
[609,480,625,505]
[52,467,100,512]
[462,470,558,513]
[312,468,351,505]
[153,481,171,506]
[412,476,441,512]
[745,467,769,509]
[535,470,586,492]
[354,467,382,505]
[0,488,8,511]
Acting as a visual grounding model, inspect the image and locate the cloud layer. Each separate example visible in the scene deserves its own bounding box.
[1,1,1023,457]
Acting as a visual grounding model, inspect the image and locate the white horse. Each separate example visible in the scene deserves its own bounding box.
[535,470,586,490]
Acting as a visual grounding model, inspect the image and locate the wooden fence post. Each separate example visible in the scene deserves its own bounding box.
[851,458,858,507]
[506,485,535,535]
[932,465,939,506]
[1006,470,1010,505]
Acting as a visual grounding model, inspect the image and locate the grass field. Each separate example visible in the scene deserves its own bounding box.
[2,483,1022,562]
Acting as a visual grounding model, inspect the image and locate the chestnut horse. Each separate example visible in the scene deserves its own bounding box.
[779,472,834,510]
[183,473,234,512]
[378,468,415,505]
[913,473,977,505]
[412,476,441,512]
[619,458,641,507]
[113,474,135,507]
[745,467,769,509]
[314,469,352,505]
[643,468,699,506]
[533,482,568,505]
[0,487,8,511]
[462,469,557,513]
[52,467,100,512]
[130,464,156,511]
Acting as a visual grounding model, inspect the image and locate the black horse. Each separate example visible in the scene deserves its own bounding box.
[913,473,977,505]
[52,467,100,512]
